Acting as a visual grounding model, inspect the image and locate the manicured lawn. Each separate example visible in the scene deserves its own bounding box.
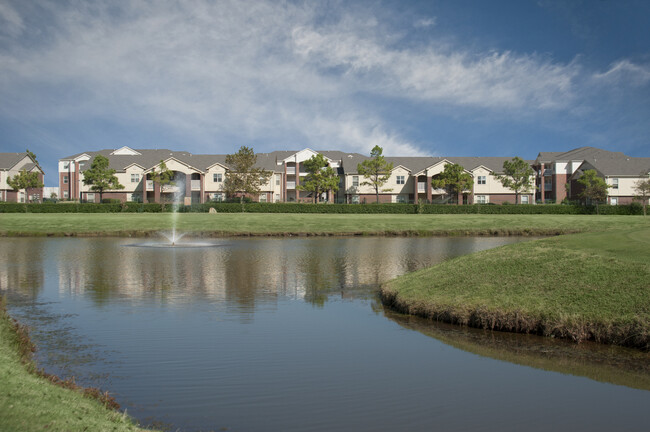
[0,213,648,236]
[0,299,153,432]
[381,226,650,349]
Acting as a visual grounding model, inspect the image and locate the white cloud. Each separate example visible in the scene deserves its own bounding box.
[413,17,436,28]
[593,60,650,86]
[0,2,24,36]
[0,0,597,158]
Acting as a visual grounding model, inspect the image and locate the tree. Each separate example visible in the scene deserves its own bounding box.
[224,146,272,210]
[431,163,473,205]
[357,145,394,203]
[82,155,124,202]
[151,160,176,208]
[577,169,609,215]
[26,149,38,165]
[297,153,340,203]
[633,176,650,216]
[494,157,535,204]
[7,169,44,202]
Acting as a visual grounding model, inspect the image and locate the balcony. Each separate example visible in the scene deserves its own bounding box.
[146,180,153,191]
[191,180,201,191]
[286,166,296,175]
[287,181,296,189]
[417,182,426,193]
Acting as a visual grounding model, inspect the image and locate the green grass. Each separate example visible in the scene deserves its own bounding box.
[0,298,153,432]
[0,213,648,236]
[382,226,650,349]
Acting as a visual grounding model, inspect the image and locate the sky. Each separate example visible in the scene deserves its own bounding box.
[0,0,649,185]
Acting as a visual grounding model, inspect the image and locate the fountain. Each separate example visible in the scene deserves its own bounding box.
[127,173,222,248]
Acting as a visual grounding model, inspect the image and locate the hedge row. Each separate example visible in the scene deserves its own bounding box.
[0,202,644,215]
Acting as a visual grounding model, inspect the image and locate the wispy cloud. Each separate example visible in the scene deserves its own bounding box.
[593,60,650,86]
[0,0,639,159]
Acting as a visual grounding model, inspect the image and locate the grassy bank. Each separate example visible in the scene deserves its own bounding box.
[381,226,650,350]
[0,298,151,432]
[1,213,648,237]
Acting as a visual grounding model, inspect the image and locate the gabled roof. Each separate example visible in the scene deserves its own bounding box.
[577,157,650,177]
[535,147,626,164]
[0,152,29,170]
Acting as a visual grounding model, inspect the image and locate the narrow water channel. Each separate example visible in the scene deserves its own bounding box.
[1,237,648,432]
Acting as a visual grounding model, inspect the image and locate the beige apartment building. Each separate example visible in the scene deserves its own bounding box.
[0,152,45,203]
[57,146,649,205]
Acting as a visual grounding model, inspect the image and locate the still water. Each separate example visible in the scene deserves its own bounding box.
[1,237,649,432]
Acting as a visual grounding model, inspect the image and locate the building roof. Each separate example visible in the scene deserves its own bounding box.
[535,146,627,164]
[0,152,29,170]
[580,156,650,177]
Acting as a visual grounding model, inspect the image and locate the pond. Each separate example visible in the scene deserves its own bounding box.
[1,237,649,432]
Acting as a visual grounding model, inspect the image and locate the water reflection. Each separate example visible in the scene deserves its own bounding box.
[3,237,649,432]
[385,311,650,391]
[1,237,517,308]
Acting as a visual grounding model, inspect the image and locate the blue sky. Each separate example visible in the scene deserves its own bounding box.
[1,0,649,185]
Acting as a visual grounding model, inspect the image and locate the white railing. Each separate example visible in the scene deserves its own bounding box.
[146,180,153,191]
[418,182,426,193]
[286,166,296,175]
[191,180,201,190]
[286,181,296,189]
[162,185,180,193]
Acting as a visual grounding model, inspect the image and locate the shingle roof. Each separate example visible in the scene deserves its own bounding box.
[535,147,626,164]
[0,152,29,170]
[581,156,650,176]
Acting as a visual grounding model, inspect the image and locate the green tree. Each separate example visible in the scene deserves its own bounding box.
[151,160,175,208]
[577,169,610,215]
[357,145,394,203]
[82,155,124,202]
[494,157,535,204]
[633,176,650,216]
[297,153,340,203]
[26,149,38,165]
[431,163,473,205]
[7,169,44,202]
[224,146,272,211]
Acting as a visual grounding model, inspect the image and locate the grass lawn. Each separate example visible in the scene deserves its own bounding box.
[382,226,650,349]
[0,213,648,236]
[0,298,153,432]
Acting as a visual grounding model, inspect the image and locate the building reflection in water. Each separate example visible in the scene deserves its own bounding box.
[3,237,520,312]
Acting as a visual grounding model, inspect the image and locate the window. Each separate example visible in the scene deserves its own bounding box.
[87,193,95,203]
[275,193,280,202]
[351,195,360,204]
[612,178,619,189]
[63,175,68,184]
[276,175,281,186]
[611,197,618,206]
[475,195,487,204]
[63,191,69,199]
[130,194,140,202]
[396,195,407,203]
[544,177,552,190]
[477,176,486,185]
[396,175,405,185]
[131,173,140,183]
[259,194,267,202]
[213,173,223,183]
[352,176,359,187]
[521,195,529,204]
[212,193,223,202]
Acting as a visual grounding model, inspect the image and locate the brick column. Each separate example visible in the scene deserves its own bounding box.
[413,175,419,203]
[200,173,205,203]
[539,164,544,204]
[142,176,147,203]
[427,174,432,202]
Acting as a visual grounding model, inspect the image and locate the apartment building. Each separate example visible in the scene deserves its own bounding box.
[0,152,45,202]
[58,146,648,205]
[533,147,650,204]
